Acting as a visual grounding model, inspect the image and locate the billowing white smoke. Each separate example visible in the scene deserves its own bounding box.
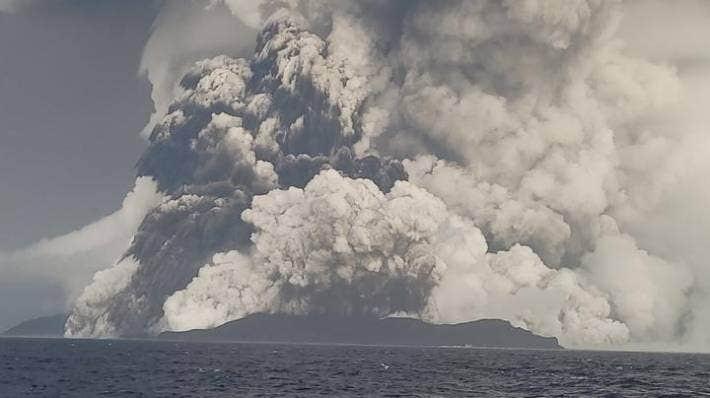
[164,169,453,331]
[65,256,142,338]
[139,0,257,137]
[581,234,692,342]
[68,0,710,349]
[164,170,629,346]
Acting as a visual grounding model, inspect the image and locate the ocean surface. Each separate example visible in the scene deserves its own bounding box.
[1,338,710,397]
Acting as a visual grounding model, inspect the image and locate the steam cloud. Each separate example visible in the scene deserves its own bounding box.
[65,0,710,349]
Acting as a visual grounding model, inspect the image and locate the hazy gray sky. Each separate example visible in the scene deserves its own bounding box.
[0,0,157,250]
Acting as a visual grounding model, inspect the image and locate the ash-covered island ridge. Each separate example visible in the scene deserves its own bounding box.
[160,314,561,349]
[3,313,560,350]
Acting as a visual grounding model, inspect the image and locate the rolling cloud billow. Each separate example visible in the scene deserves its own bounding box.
[64,0,710,349]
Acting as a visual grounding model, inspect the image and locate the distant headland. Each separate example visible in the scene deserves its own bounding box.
[2,313,68,338]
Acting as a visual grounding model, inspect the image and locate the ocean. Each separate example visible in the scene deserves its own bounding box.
[1,338,709,397]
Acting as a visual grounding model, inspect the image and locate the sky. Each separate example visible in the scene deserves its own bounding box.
[0,0,157,250]
[0,0,160,330]
[0,0,710,350]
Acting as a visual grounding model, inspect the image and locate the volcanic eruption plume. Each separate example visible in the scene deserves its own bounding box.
[66,0,709,348]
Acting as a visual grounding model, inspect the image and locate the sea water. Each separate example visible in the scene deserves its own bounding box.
[1,338,709,397]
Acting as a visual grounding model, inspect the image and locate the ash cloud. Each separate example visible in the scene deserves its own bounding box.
[66,6,407,337]
[66,0,710,349]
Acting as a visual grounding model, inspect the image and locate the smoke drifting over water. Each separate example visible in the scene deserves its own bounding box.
[65,0,710,349]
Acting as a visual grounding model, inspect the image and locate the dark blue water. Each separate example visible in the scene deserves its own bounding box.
[2,338,710,397]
